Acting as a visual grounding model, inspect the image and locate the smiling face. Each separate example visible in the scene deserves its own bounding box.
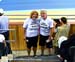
[30,11,38,20]
[40,10,47,20]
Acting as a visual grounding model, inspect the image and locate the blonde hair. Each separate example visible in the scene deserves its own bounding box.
[30,11,38,18]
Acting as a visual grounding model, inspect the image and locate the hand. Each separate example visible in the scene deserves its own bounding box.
[46,39,50,43]
[26,40,29,42]
[24,37,26,40]
[51,36,53,40]
[48,36,53,40]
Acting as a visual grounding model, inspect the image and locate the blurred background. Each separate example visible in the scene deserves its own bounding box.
[0,0,75,58]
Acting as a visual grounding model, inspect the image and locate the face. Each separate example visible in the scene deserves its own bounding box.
[31,13,38,20]
[40,11,47,19]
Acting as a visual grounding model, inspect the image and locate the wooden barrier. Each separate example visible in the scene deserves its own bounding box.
[9,22,26,50]
[69,24,75,36]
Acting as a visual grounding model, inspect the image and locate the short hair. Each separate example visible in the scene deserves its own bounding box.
[40,10,47,14]
[61,17,67,24]
[30,11,38,18]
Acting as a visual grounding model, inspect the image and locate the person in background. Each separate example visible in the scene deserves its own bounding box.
[0,8,12,55]
[59,33,75,62]
[53,17,70,55]
[0,34,6,59]
[53,19,61,54]
[39,10,54,56]
[53,19,61,35]
[23,11,39,57]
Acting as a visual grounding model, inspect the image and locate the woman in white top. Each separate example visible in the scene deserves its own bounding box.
[0,34,6,59]
[39,10,54,56]
[23,11,39,56]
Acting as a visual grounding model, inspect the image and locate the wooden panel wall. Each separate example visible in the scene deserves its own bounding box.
[9,23,27,50]
[69,24,75,36]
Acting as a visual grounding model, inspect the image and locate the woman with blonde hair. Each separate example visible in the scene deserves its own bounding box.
[23,11,39,57]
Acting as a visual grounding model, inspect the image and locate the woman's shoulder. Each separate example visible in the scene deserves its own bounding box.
[25,18,32,22]
[25,18,31,20]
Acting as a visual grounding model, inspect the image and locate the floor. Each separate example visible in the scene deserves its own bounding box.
[9,49,61,62]
[12,49,54,57]
[9,55,61,62]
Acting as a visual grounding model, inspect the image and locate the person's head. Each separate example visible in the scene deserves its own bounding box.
[40,10,47,20]
[60,17,67,25]
[53,19,61,28]
[30,11,38,20]
[0,8,4,16]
